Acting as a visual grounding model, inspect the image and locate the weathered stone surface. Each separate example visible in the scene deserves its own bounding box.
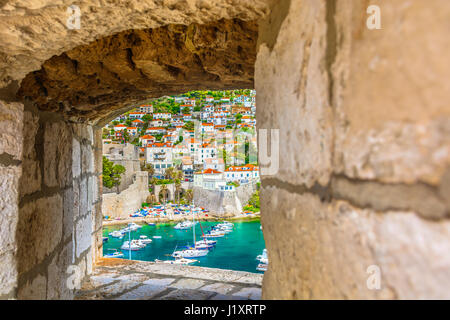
[17,194,63,274]
[17,274,47,300]
[199,283,235,295]
[0,251,17,296]
[232,287,261,300]
[114,284,167,300]
[76,259,262,300]
[256,0,333,187]
[332,1,450,186]
[0,100,23,160]
[62,187,74,240]
[47,243,75,300]
[169,278,206,290]
[143,278,176,287]
[0,165,20,255]
[43,121,73,188]
[81,144,94,175]
[17,19,261,123]
[75,214,92,259]
[261,186,450,299]
[157,289,215,300]
[19,110,41,197]
[72,137,81,179]
[97,280,140,298]
[256,0,450,300]
[0,0,269,90]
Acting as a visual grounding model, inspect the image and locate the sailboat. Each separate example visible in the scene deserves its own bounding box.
[172,205,209,258]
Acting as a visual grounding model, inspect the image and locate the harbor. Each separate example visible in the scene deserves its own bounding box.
[103,219,267,274]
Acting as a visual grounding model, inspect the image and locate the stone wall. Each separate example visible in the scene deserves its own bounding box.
[257,0,450,299]
[102,172,150,219]
[193,182,257,216]
[0,87,103,298]
[103,143,141,193]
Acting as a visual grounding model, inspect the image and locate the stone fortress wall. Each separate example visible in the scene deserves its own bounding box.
[102,172,150,219]
[193,182,257,216]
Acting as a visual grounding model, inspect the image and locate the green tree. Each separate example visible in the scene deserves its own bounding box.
[185,189,194,205]
[183,121,194,131]
[102,156,126,192]
[182,106,191,114]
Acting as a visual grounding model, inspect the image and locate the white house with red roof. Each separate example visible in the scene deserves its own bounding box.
[153,112,172,120]
[126,127,138,136]
[139,104,153,113]
[139,134,156,147]
[146,127,166,135]
[201,122,214,133]
[225,164,259,183]
[129,112,146,119]
[194,168,226,191]
[132,119,144,127]
[113,123,127,131]
[145,142,174,177]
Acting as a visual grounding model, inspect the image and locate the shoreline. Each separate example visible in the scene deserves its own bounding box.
[102,212,261,227]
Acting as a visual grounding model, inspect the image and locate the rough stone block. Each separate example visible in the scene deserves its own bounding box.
[157,288,214,300]
[72,137,81,179]
[143,278,176,287]
[0,100,23,160]
[47,243,74,300]
[232,287,261,300]
[79,177,88,217]
[19,158,41,197]
[75,214,92,259]
[16,194,63,274]
[261,186,450,299]
[19,111,41,197]
[81,143,94,174]
[0,165,20,255]
[0,251,17,296]
[63,187,74,240]
[44,121,72,188]
[17,274,47,300]
[169,278,206,290]
[114,283,167,300]
[199,283,235,295]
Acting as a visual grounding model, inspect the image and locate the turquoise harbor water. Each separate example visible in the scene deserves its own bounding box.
[102,220,266,273]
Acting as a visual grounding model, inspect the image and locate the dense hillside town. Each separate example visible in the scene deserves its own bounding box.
[102,89,260,213]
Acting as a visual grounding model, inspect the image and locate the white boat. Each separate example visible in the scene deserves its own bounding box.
[139,235,152,244]
[132,239,147,248]
[155,257,198,265]
[196,239,216,246]
[121,222,142,233]
[172,208,209,258]
[256,249,269,264]
[104,249,124,258]
[153,236,162,239]
[202,232,225,238]
[256,263,268,272]
[172,249,208,258]
[174,220,195,230]
[192,243,211,250]
[120,241,141,251]
[109,230,124,238]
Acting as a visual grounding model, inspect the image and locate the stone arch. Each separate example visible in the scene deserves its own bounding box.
[158,188,172,204]
[0,0,449,301]
[3,6,261,299]
[174,187,186,203]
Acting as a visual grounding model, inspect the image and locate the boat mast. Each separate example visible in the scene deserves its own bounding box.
[128,223,131,260]
[192,201,196,249]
